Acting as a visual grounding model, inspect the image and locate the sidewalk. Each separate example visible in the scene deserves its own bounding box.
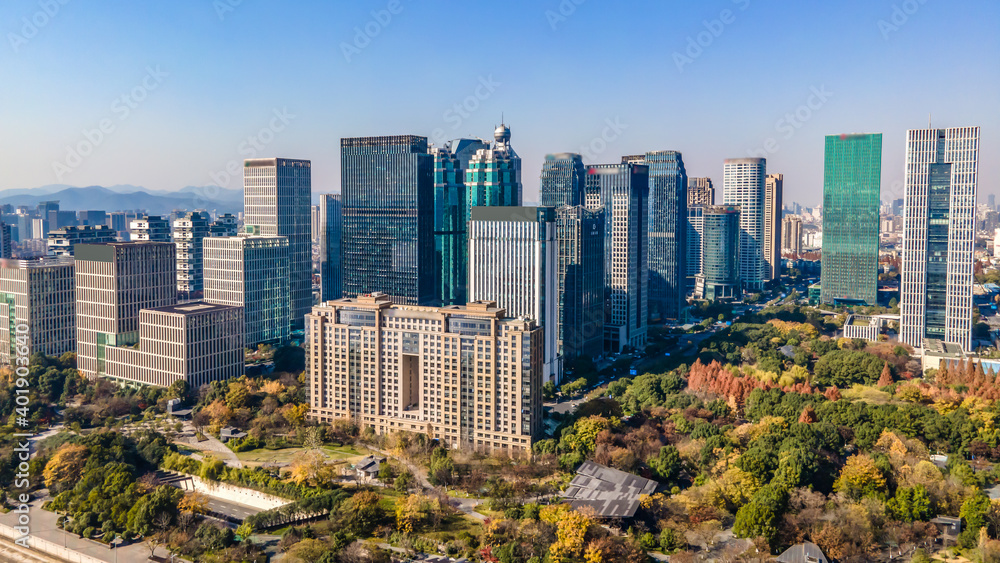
[0,498,179,563]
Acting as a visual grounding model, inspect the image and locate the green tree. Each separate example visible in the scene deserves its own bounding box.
[887,485,933,522]
[733,485,788,549]
[961,492,992,532]
[647,445,680,484]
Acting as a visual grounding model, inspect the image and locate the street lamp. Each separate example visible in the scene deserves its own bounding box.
[113,534,120,563]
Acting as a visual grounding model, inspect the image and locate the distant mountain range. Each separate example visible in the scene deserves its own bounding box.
[0,184,244,215]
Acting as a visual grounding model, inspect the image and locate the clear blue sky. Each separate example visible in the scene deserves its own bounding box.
[1,0,997,206]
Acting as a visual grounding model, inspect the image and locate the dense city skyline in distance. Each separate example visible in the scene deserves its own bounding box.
[1,0,997,206]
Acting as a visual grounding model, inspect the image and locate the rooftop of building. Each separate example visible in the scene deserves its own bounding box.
[144,301,242,316]
[470,206,554,223]
[0,256,75,269]
[924,339,966,358]
[562,461,659,518]
[317,294,522,320]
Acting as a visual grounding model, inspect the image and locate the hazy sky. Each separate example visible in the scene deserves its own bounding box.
[2,0,997,207]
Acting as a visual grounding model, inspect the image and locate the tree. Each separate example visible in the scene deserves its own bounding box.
[43,443,88,493]
[274,345,306,373]
[834,455,887,500]
[235,521,253,542]
[962,492,992,532]
[543,381,557,400]
[878,361,894,387]
[344,490,384,535]
[887,485,933,522]
[733,485,788,549]
[178,492,209,515]
[647,445,680,484]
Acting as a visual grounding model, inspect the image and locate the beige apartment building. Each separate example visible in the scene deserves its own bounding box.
[308,293,542,455]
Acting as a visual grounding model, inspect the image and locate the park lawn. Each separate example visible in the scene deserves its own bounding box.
[841,384,897,405]
[235,444,373,465]
[421,513,482,541]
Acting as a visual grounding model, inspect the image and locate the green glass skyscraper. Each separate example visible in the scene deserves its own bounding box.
[820,133,882,306]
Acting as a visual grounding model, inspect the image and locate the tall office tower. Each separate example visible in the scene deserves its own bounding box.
[430,138,491,307]
[585,163,649,352]
[74,242,177,380]
[782,215,803,255]
[628,151,687,322]
[554,205,604,362]
[990,194,996,211]
[210,213,239,237]
[204,235,290,347]
[688,177,715,206]
[431,144,468,306]
[173,211,212,298]
[686,206,705,290]
[130,215,171,242]
[0,223,10,259]
[341,136,435,305]
[722,158,767,290]
[820,133,882,306]
[466,125,522,217]
[319,194,342,302]
[307,294,542,454]
[468,207,560,382]
[540,153,587,208]
[901,127,980,351]
[311,205,322,243]
[0,256,76,363]
[695,205,741,300]
[77,210,107,227]
[47,225,117,257]
[763,173,784,281]
[243,158,311,329]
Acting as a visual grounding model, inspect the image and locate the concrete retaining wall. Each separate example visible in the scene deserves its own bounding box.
[171,472,293,511]
[0,522,105,563]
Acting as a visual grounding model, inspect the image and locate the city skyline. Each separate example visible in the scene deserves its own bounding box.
[1,1,996,207]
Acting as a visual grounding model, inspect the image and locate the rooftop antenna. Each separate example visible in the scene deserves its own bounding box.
[928,113,932,128]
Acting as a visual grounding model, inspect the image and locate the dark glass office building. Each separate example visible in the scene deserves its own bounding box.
[319,193,342,302]
[555,205,604,360]
[540,153,586,208]
[341,135,435,305]
[585,163,649,352]
[627,151,687,321]
[820,133,881,306]
[697,205,741,301]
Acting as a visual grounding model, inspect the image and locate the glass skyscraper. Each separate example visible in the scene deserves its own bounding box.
[901,127,979,351]
[585,163,649,352]
[243,157,312,329]
[540,153,586,208]
[554,205,604,362]
[341,135,435,305]
[820,133,882,306]
[431,138,488,306]
[465,125,521,218]
[695,205,741,301]
[319,194,342,303]
[627,151,687,322]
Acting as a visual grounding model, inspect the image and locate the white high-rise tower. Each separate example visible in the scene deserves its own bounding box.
[723,158,767,290]
[901,127,979,351]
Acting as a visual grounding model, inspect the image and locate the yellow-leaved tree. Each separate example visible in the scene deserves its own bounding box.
[43,443,88,493]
